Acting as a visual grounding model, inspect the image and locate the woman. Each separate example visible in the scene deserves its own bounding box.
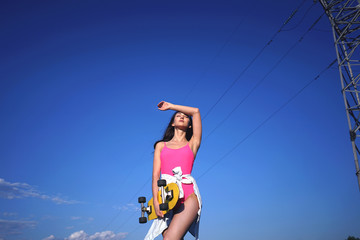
[145,101,202,240]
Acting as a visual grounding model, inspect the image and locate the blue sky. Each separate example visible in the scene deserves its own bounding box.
[1,0,360,239]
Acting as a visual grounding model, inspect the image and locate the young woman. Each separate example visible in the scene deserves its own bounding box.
[145,101,202,240]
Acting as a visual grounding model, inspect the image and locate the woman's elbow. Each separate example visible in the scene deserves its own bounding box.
[193,108,200,115]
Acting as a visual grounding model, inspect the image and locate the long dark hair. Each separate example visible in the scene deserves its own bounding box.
[154,111,193,149]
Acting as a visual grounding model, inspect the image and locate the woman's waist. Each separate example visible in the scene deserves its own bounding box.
[160,172,194,182]
[161,166,193,175]
[161,170,192,176]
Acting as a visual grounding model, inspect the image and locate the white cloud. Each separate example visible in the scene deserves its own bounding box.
[87,231,127,240]
[0,219,37,237]
[0,178,79,205]
[67,231,88,240]
[2,212,17,217]
[113,203,139,212]
[43,230,128,240]
[43,235,56,240]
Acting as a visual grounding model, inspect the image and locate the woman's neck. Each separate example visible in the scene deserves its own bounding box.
[171,128,187,142]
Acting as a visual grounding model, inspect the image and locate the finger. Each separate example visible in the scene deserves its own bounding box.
[157,101,164,108]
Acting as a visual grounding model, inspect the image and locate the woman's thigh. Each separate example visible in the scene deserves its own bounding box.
[163,193,199,240]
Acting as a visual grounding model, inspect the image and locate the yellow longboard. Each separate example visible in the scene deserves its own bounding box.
[139,182,179,223]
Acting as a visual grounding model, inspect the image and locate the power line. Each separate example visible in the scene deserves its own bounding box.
[125,223,142,238]
[101,177,151,233]
[282,1,317,31]
[198,59,337,180]
[202,0,308,120]
[204,12,325,141]
[100,168,151,231]
[114,211,138,233]
[183,19,245,102]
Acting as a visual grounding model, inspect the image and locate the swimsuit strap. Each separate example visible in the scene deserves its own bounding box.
[164,141,190,150]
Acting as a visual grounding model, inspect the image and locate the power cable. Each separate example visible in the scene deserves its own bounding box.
[100,173,151,231]
[198,59,337,180]
[313,27,332,32]
[128,225,142,237]
[114,211,138,233]
[183,19,245,102]
[104,150,148,205]
[202,0,308,120]
[204,12,325,140]
[282,1,317,31]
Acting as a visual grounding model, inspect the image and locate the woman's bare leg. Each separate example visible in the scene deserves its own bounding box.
[162,229,184,240]
[162,230,184,240]
[163,193,199,240]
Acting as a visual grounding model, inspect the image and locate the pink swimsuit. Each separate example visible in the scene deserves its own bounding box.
[161,142,195,204]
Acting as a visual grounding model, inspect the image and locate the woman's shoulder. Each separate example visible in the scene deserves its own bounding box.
[154,141,165,151]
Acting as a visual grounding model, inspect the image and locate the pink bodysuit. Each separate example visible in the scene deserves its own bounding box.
[160,142,195,204]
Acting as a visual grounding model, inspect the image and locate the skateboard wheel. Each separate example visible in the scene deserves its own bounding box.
[139,217,147,224]
[157,179,166,187]
[138,197,146,203]
[159,203,169,211]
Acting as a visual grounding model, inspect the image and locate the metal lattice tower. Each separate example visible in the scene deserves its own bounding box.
[319,0,360,191]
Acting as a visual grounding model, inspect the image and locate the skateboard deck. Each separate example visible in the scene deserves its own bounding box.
[139,182,179,223]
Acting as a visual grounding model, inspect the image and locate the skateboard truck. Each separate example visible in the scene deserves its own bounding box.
[158,179,171,211]
[138,196,151,224]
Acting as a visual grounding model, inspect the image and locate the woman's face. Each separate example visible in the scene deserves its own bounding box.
[172,112,191,129]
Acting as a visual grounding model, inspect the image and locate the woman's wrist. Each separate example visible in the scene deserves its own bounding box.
[169,103,176,111]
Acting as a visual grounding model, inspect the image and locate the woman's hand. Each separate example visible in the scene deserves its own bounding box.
[153,200,164,218]
[157,101,172,111]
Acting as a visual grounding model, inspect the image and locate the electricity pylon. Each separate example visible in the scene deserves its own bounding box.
[319,0,360,191]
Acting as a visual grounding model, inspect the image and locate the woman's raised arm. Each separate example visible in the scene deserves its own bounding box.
[157,101,202,152]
